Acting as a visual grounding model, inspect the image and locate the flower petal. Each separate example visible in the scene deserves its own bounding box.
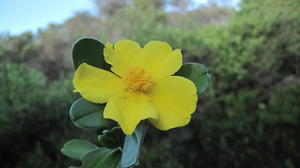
[104,92,158,134]
[104,40,142,77]
[73,63,123,104]
[103,41,114,64]
[148,76,198,130]
[104,40,182,80]
[141,41,182,80]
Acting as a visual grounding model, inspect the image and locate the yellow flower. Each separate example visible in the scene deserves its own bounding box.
[73,40,198,134]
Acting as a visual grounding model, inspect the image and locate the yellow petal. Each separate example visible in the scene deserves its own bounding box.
[141,41,182,80]
[104,92,158,134]
[104,40,142,77]
[73,63,123,104]
[148,76,198,130]
[104,40,182,80]
[103,41,113,64]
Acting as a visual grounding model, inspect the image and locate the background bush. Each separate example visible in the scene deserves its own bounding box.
[0,0,299,167]
[0,63,94,168]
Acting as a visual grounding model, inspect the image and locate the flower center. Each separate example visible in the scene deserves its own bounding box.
[123,67,153,93]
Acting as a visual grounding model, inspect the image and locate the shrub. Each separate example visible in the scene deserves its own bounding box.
[0,63,93,168]
[141,0,300,167]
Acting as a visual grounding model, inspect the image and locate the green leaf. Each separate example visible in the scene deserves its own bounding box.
[175,63,211,94]
[61,139,98,160]
[98,131,120,149]
[69,98,112,129]
[72,38,110,70]
[98,127,124,149]
[81,148,121,168]
[121,122,147,168]
[111,127,124,144]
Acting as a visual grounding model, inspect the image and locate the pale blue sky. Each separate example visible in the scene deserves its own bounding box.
[0,0,95,34]
[0,0,239,35]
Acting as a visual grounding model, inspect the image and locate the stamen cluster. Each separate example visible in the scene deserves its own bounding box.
[123,67,153,92]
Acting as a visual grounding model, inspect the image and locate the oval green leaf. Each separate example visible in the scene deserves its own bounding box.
[69,98,112,129]
[61,139,98,160]
[72,38,111,70]
[81,148,121,168]
[111,127,124,144]
[121,122,147,168]
[175,63,211,94]
[98,132,120,149]
[98,127,124,149]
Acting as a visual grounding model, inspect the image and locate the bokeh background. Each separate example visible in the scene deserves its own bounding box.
[1,0,300,167]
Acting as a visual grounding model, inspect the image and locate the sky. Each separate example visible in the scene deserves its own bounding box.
[0,0,95,34]
[0,0,239,35]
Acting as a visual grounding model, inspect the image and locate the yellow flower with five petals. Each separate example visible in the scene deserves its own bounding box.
[73,40,198,134]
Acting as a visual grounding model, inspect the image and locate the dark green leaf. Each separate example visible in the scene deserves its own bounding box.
[111,127,124,144]
[69,98,112,129]
[81,148,121,168]
[98,132,120,149]
[121,122,147,168]
[175,63,211,94]
[72,38,110,70]
[98,127,124,149]
[61,139,98,160]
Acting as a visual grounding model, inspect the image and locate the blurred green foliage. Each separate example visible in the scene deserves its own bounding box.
[0,0,299,167]
[0,63,94,168]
